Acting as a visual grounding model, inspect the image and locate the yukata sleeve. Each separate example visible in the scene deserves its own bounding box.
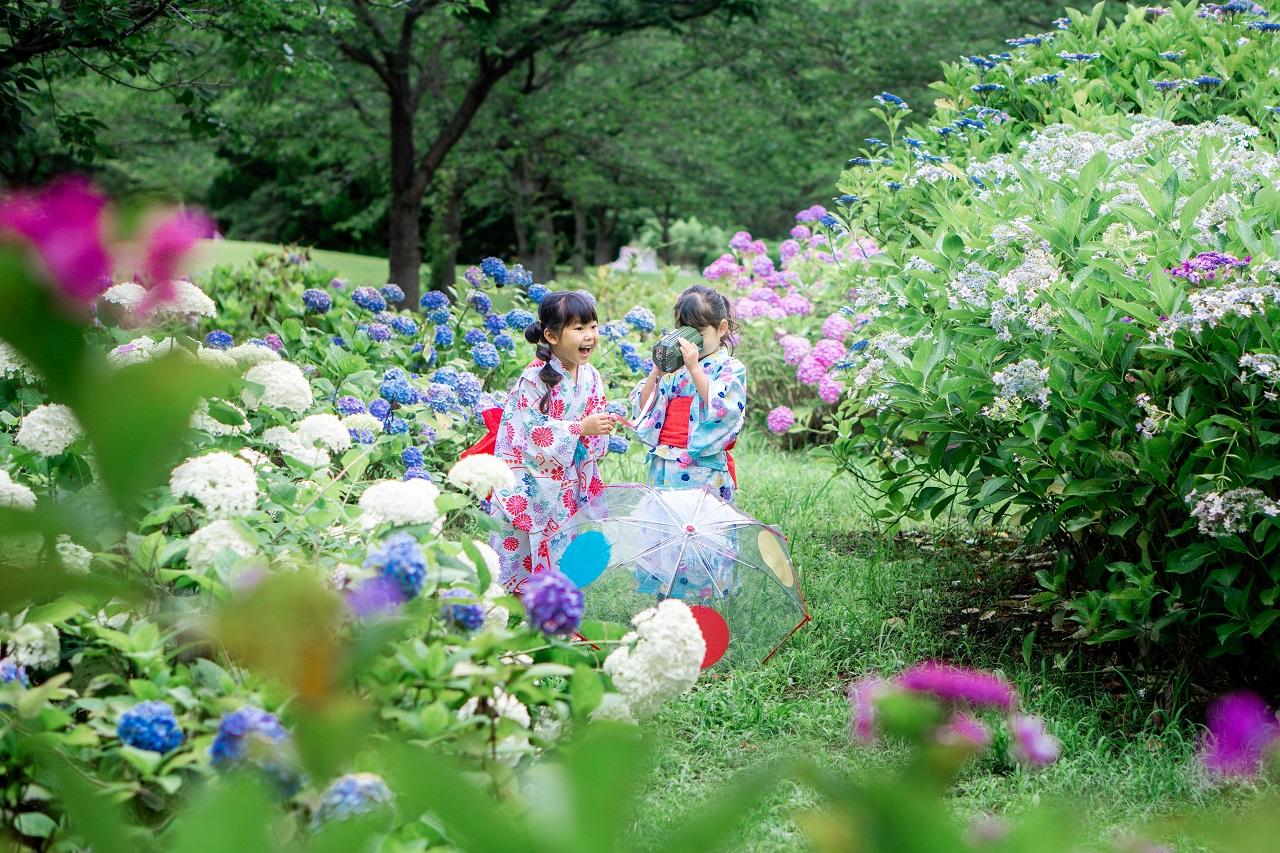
[628,373,669,449]
[508,375,587,471]
[576,369,611,464]
[686,358,747,458]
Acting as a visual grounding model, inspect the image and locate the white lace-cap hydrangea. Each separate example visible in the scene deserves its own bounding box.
[0,341,37,382]
[55,536,93,573]
[263,425,330,468]
[297,414,353,453]
[227,343,281,368]
[446,454,516,498]
[16,403,83,456]
[602,599,705,719]
[190,398,249,436]
[358,479,441,528]
[9,622,59,670]
[457,686,531,766]
[0,471,37,509]
[241,361,313,413]
[169,451,259,517]
[185,519,257,571]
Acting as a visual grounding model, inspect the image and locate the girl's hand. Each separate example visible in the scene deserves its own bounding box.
[677,337,702,371]
[580,413,616,436]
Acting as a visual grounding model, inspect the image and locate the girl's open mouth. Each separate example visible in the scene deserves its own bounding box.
[578,344,595,358]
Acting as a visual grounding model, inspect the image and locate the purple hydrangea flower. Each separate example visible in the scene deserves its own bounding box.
[351,286,387,312]
[442,588,485,632]
[766,406,795,434]
[468,291,492,314]
[369,399,392,420]
[204,330,234,350]
[118,700,184,753]
[337,396,365,416]
[302,288,332,314]
[380,283,405,304]
[210,705,288,767]
[366,322,392,343]
[313,773,394,826]
[523,570,584,636]
[0,657,30,687]
[365,533,428,599]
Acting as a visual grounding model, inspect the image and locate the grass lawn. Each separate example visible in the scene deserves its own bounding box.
[189,239,392,284]
[601,435,1266,851]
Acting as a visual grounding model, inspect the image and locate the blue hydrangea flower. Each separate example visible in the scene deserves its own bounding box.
[887,181,904,191]
[455,372,483,406]
[479,257,507,285]
[1027,73,1062,85]
[204,330,234,350]
[618,341,638,358]
[1159,51,1185,61]
[209,706,288,768]
[366,323,392,342]
[369,399,392,420]
[427,307,451,325]
[379,375,419,405]
[1006,36,1045,47]
[423,383,458,413]
[313,773,394,827]
[1192,75,1225,87]
[302,289,332,314]
[600,321,627,341]
[404,466,431,481]
[1153,79,1184,91]
[966,55,997,70]
[864,137,885,147]
[1058,51,1100,62]
[118,700,184,753]
[819,214,844,231]
[848,156,875,166]
[442,588,485,632]
[332,336,347,348]
[508,264,534,289]
[526,283,549,304]
[468,291,492,314]
[337,396,365,416]
[390,316,418,337]
[971,83,1006,93]
[1248,21,1280,31]
[607,435,630,454]
[463,328,488,346]
[380,284,406,304]
[850,338,869,353]
[954,117,986,131]
[420,291,449,311]
[420,424,439,445]
[639,357,655,373]
[1052,16,1070,29]
[471,343,500,370]
[506,308,536,331]
[623,353,644,373]
[365,533,427,599]
[402,447,425,467]
[0,658,29,687]
[874,92,908,110]
[434,325,455,347]
[384,416,409,435]
[351,287,388,312]
[523,570,584,636]
[432,367,459,387]
[624,306,657,333]
[483,313,506,334]
[837,194,860,205]
[493,332,515,352]
[605,401,627,417]
[349,426,376,444]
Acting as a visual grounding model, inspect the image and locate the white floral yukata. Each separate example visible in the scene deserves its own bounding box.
[490,356,609,594]
[628,348,747,600]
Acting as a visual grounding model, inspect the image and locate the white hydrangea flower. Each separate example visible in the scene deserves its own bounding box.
[55,536,92,573]
[481,582,510,632]
[237,448,274,469]
[0,471,36,509]
[455,541,501,581]
[158,280,217,318]
[9,622,59,670]
[589,694,637,725]
[447,454,515,498]
[196,346,237,370]
[457,686,531,766]
[101,281,147,312]
[227,343,281,368]
[185,519,256,571]
[16,404,83,456]
[358,479,440,528]
[190,398,249,436]
[263,426,330,468]
[107,336,159,366]
[169,451,259,517]
[297,414,352,453]
[602,599,705,719]
[0,341,37,382]
[241,361,313,413]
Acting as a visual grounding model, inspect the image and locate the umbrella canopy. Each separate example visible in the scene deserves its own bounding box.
[552,484,809,667]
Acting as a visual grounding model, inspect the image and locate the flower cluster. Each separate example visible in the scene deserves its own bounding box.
[1185,487,1280,537]
[522,570,583,636]
[602,600,705,719]
[981,359,1050,420]
[118,701,185,753]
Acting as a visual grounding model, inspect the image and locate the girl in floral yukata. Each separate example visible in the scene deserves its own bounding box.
[491,291,618,594]
[629,285,747,600]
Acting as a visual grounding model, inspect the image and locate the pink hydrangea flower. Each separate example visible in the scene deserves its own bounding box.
[763,304,787,320]
[796,354,826,385]
[1009,714,1061,767]
[735,299,766,320]
[779,334,811,366]
[1200,691,1280,778]
[748,239,768,256]
[818,372,844,404]
[780,294,813,316]
[810,339,846,369]
[766,406,795,434]
[897,661,1017,710]
[846,675,889,742]
[0,176,111,301]
[728,231,753,252]
[790,225,811,240]
[703,253,740,281]
[936,712,992,749]
[779,239,800,261]
[753,256,775,277]
[822,313,854,342]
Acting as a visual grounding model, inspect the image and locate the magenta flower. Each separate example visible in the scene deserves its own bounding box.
[1009,714,1060,767]
[846,675,889,742]
[780,293,813,316]
[779,239,801,261]
[810,339,846,369]
[702,253,740,281]
[138,209,215,310]
[752,256,776,278]
[936,712,992,749]
[766,406,795,434]
[790,225,811,240]
[897,661,1017,710]
[728,231,753,252]
[796,354,826,385]
[778,334,811,366]
[0,176,111,301]
[1200,691,1280,778]
[747,239,768,256]
[822,313,854,342]
[818,372,844,405]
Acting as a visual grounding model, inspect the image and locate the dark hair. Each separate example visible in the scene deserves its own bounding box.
[674,284,740,344]
[522,290,598,414]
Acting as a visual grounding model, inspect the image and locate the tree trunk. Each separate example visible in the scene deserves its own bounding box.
[531,208,556,283]
[388,96,423,304]
[592,207,616,266]
[658,202,673,266]
[433,182,462,298]
[571,201,588,274]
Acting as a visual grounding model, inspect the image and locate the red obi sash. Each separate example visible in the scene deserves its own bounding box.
[461,408,504,459]
[656,396,737,489]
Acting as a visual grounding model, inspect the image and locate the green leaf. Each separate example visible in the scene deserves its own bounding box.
[569,664,604,720]
[24,598,86,624]
[14,812,57,839]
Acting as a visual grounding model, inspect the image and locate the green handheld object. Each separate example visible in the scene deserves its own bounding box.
[651,326,704,373]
